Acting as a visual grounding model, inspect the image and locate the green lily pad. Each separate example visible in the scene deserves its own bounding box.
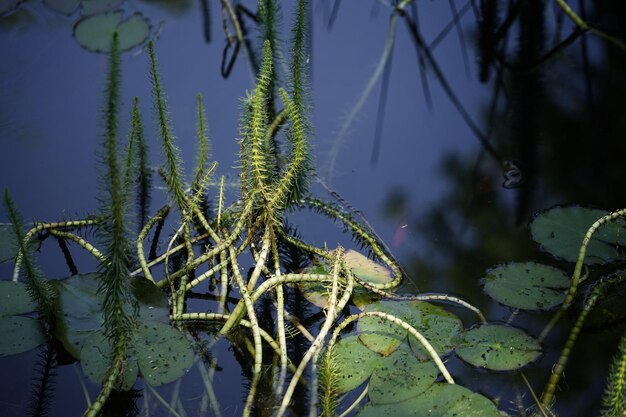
[368,346,438,405]
[331,335,382,393]
[0,316,46,356]
[0,281,37,317]
[357,383,500,417]
[586,270,626,330]
[297,264,332,309]
[133,321,194,386]
[80,322,193,388]
[81,0,123,15]
[298,250,394,309]
[74,11,151,53]
[530,206,626,265]
[358,300,462,358]
[481,262,570,310]
[455,324,542,371]
[80,330,139,390]
[53,273,170,358]
[344,250,394,308]
[0,224,18,264]
[43,0,81,15]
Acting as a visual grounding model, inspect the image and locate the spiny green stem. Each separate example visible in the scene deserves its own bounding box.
[601,331,626,417]
[276,248,353,417]
[47,230,105,263]
[3,190,56,325]
[301,197,403,289]
[148,41,188,215]
[13,219,100,282]
[227,245,263,417]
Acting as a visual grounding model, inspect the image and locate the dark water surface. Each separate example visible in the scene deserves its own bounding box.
[1,1,626,416]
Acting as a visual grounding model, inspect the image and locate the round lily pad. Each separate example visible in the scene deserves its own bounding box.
[357,383,500,417]
[585,270,626,330]
[52,273,171,358]
[0,281,37,317]
[0,224,18,264]
[358,300,462,358]
[328,335,381,394]
[74,11,151,53]
[80,330,138,390]
[368,346,438,405]
[530,206,626,265]
[133,321,194,386]
[344,250,393,308]
[0,316,46,356]
[481,262,570,310]
[455,324,542,371]
[298,250,394,309]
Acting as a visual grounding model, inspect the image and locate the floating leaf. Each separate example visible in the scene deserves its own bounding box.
[80,331,138,390]
[344,250,393,308]
[0,224,18,263]
[586,270,626,330]
[53,273,170,358]
[0,316,46,356]
[481,262,569,310]
[456,324,542,371]
[530,206,626,265]
[74,11,151,53]
[358,300,462,358]
[331,335,382,393]
[298,250,394,309]
[0,281,37,317]
[368,346,438,405]
[43,0,81,14]
[134,321,194,386]
[81,0,123,15]
[357,383,500,417]
[297,263,332,309]
[53,273,105,357]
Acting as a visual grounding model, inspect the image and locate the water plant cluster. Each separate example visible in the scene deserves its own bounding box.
[1,1,626,417]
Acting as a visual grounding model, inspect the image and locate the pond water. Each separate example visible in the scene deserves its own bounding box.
[1,1,626,416]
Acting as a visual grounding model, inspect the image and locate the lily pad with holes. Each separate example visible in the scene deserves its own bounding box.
[344,250,394,308]
[298,250,394,309]
[0,281,37,317]
[368,346,438,405]
[585,270,626,330]
[133,321,194,386]
[52,273,170,358]
[331,335,381,393]
[0,224,18,264]
[357,300,462,358]
[80,331,139,390]
[330,336,438,404]
[74,11,150,53]
[357,383,500,417]
[530,206,626,265]
[455,324,542,371]
[481,262,570,310]
[80,321,193,388]
[0,281,45,356]
[0,316,46,356]
[53,273,193,386]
